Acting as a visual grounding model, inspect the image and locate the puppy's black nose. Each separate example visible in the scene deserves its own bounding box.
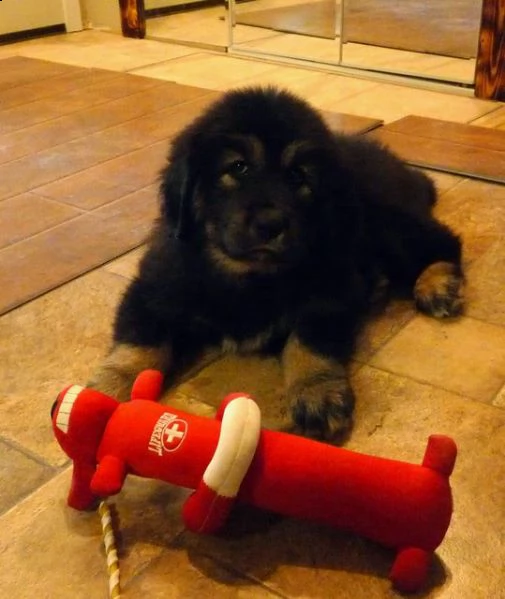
[251,209,287,243]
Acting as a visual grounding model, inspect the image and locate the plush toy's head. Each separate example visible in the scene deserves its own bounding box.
[52,385,119,462]
[51,386,120,509]
[51,371,165,510]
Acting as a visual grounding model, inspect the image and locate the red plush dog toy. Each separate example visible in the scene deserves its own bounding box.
[52,370,457,593]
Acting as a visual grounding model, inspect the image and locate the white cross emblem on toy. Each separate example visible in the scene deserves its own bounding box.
[164,421,186,449]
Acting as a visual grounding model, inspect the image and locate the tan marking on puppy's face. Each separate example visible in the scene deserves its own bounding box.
[217,135,265,189]
[206,240,257,275]
[205,230,282,276]
[201,134,317,276]
[281,140,313,166]
[281,140,319,200]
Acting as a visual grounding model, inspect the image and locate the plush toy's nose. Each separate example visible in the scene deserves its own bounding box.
[50,399,58,419]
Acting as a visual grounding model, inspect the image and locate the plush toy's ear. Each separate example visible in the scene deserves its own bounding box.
[160,153,199,240]
[131,369,164,402]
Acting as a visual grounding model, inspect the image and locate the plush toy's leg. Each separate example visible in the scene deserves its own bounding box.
[91,455,128,497]
[422,435,457,476]
[68,460,99,510]
[130,369,164,402]
[183,481,238,534]
[182,396,261,534]
[390,547,431,594]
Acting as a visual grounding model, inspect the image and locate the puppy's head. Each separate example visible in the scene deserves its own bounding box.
[160,87,342,275]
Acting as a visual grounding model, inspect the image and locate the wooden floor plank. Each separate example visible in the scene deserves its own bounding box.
[0,83,214,165]
[0,56,83,91]
[384,115,505,152]
[321,110,383,135]
[370,116,505,183]
[0,68,120,111]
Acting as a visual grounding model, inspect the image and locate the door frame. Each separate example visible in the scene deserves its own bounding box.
[475,0,505,100]
[120,0,505,100]
[63,0,84,32]
[118,0,146,38]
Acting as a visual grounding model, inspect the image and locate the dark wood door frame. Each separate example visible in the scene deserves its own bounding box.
[120,0,505,100]
[119,0,145,38]
[476,0,505,100]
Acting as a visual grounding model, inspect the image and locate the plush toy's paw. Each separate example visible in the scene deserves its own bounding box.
[91,455,127,497]
[414,261,464,318]
[288,373,355,441]
[390,547,431,593]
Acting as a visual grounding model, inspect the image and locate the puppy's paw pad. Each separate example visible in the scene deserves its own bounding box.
[289,374,355,441]
[414,261,464,318]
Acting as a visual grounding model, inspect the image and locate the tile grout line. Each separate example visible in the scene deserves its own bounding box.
[356,310,417,364]
[0,82,211,170]
[0,91,216,204]
[0,238,148,318]
[0,434,61,471]
[0,77,167,139]
[435,175,469,198]
[118,532,187,594]
[0,190,90,215]
[202,552,289,598]
[467,104,505,126]
[376,127,505,153]
[0,198,153,271]
[365,360,505,409]
[0,64,123,110]
[124,49,207,75]
[0,211,85,252]
[167,533,290,599]
[0,463,73,521]
[0,57,87,91]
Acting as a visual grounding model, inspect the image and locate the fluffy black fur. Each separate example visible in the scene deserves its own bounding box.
[103,87,463,439]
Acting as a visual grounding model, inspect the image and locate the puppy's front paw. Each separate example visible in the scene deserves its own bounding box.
[87,366,135,402]
[414,261,464,318]
[288,373,355,441]
[88,343,172,402]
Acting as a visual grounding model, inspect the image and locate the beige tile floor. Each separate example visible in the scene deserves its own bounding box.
[1,29,505,599]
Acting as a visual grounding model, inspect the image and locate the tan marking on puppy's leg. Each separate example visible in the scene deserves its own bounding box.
[282,334,345,387]
[88,343,172,402]
[414,261,464,318]
[282,335,354,441]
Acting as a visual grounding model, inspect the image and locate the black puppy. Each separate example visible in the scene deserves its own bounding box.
[90,87,463,439]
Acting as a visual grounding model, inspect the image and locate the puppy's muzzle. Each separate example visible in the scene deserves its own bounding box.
[249,208,289,245]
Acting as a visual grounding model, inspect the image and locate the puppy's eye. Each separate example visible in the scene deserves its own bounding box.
[288,165,308,186]
[228,160,249,177]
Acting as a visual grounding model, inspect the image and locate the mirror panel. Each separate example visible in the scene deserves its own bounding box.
[145,0,229,49]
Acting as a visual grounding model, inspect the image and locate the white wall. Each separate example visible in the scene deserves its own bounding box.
[145,0,204,9]
[0,0,65,35]
[145,0,172,8]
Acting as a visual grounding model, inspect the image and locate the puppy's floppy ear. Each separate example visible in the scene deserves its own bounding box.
[159,153,199,240]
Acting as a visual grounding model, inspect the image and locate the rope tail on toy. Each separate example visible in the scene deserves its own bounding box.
[98,501,121,599]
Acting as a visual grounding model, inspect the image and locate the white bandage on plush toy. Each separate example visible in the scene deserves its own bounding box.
[182,395,261,533]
